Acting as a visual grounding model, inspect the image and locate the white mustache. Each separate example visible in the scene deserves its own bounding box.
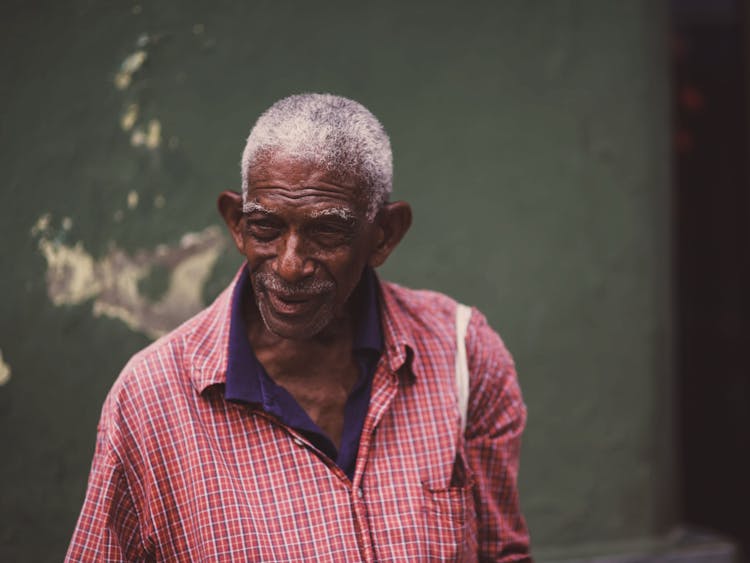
[254,272,334,298]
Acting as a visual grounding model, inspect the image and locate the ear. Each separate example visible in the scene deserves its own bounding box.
[368,201,412,268]
[217,190,245,253]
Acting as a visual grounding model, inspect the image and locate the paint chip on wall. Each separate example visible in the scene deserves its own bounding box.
[145,120,161,149]
[114,50,147,90]
[30,213,51,236]
[34,221,226,339]
[120,104,139,131]
[131,119,161,149]
[37,239,101,306]
[127,191,139,210]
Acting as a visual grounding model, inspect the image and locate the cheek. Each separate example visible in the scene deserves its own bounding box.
[328,251,371,295]
[240,236,274,266]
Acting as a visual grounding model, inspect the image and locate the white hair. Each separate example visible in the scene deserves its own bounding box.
[241,93,393,221]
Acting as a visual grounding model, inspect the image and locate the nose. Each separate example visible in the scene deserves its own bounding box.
[273,232,315,283]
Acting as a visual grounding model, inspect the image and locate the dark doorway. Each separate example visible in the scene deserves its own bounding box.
[672,0,750,559]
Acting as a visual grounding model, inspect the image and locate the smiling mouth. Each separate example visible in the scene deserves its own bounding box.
[264,289,320,316]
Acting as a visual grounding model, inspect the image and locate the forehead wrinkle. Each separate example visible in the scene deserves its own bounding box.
[250,181,357,199]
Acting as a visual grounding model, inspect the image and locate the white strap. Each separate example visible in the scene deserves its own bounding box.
[455,303,472,434]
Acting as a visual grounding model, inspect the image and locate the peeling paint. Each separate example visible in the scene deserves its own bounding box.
[131,119,161,149]
[35,225,225,339]
[120,103,139,131]
[131,128,145,146]
[127,190,139,210]
[145,120,161,149]
[114,50,147,90]
[0,350,11,386]
[30,213,51,236]
[37,239,101,306]
[32,214,74,234]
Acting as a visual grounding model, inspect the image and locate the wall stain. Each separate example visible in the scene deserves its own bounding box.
[120,103,139,131]
[35,221,225,339]
[114,50,147,90]
[38,238,100,305]
[116,35,165,152]
[30,213,51,236]
[28,32,222,340]
[130,119,161,149]
[0,350,11,386]
[127,190,139,210]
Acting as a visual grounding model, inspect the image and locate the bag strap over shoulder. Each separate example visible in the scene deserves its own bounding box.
[455,303,472,434]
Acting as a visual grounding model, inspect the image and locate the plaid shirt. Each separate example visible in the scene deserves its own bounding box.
[66,270,530,562]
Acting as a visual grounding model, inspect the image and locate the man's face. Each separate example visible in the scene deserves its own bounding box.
[239,154,379,340]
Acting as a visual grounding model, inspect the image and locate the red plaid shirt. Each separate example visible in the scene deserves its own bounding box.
[66,271,530,562]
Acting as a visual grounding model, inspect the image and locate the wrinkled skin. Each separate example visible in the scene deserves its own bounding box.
[218,153,411,447]
[220,153,411,341]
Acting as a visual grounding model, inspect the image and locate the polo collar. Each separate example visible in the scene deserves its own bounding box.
[376,280,417,378]
[186,264,418,395]
[184,271,236,394]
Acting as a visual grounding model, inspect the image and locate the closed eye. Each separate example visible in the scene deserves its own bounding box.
[308,222,356,246]
[246,219,282,241]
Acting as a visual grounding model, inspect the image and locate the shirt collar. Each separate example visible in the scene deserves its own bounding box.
[186,265,419,395]
[224,266,383,404]
[223,267,263,403]
[352,266,383,354]
[376,280,416,378]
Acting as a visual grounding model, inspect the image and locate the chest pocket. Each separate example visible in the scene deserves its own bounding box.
[418,302,479,561]
[420,451,478,562]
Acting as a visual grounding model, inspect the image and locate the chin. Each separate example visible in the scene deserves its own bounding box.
[258,302,335,341]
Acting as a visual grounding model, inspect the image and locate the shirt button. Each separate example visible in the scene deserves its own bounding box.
[292,437,305,447]
[357,487,364,499]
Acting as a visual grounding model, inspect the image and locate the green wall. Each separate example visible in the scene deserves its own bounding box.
[0,1,673,559]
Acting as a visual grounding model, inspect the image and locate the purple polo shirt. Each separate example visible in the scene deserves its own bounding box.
[224,266,383,480]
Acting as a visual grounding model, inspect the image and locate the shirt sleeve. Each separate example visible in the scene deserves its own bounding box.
[65,405,149,562]
[464,309,531,562]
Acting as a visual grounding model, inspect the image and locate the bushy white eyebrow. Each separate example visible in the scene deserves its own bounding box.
[309,207,356,221]
[242,200,273,214]
[243,199,356,222]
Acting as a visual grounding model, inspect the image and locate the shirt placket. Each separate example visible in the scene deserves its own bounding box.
[246,355,404,562]
[254,410,376,562]
[351,361,401,563]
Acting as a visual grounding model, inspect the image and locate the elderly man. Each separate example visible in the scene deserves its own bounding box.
[67,94,530,561]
